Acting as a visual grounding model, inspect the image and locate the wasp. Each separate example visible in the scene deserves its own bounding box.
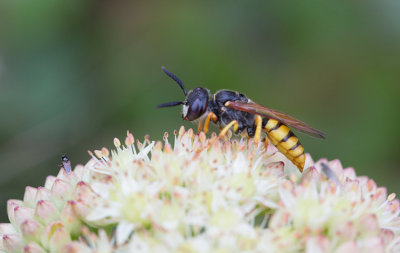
[157,67,325,172]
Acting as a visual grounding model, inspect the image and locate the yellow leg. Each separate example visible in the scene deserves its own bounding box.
[206,120,239,148]
[197,118,203,134]
[263,124,272,147]
[254,116,262,143]
[264,136,270,146]
[218,120,239,138]
[248,116,263,167]
[203,112,218,134]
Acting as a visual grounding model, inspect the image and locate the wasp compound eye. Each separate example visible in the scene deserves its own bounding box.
[183,87,209,121]
[185,98,206,121]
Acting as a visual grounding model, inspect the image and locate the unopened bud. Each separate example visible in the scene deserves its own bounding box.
[34,200,59,224]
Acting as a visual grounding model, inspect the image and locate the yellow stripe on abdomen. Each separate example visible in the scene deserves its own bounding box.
[264,119,281,145]
[264,118,306,172]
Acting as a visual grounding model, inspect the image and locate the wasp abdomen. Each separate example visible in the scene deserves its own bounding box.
[263,118,305,172]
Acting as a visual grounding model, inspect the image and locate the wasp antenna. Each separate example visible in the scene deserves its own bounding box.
[157,101,184,108]
[161,66,188,96]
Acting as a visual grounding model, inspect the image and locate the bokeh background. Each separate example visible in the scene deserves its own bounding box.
[1,1,399,222]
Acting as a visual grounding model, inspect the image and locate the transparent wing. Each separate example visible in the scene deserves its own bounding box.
[226,101,325,139]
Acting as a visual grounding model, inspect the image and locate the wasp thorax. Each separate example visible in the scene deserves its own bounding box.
[182,87,209,121]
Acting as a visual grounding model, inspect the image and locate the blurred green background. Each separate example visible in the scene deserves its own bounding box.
[1,1,399,222]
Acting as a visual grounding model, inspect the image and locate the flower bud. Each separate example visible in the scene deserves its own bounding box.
[2,234,22,252]
[72,182,99,218]
[49,226,71,252]
[20,219,43,243]
[301,166,320,183]
[40,222,64,250]
[358,214,379,237]
[263,161,284,177]
[335,221,356,241]
[23,242,46,253]
[34,200,59,224]
[114,138,121,148]
[60,201,82,236]
[73,182,97,203]
[61,242,91,253]
[51,179,73,210]
[13,206,34,228]
[0,223,15,235]
[23,187,38,208]
[73,200,92,219]
[44,176,56,190]
[125,132,135,147]
[306,236,330,253]
[358,237,384,253]
[342,167,356,180]
[7,199,23,225]
[34,187,51,203]
[335,241,357,253]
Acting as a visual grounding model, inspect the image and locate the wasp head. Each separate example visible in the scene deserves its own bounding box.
[158,67,210,121]
[182,87,209,121]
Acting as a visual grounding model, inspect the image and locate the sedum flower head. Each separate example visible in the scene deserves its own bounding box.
[0,126,399,252]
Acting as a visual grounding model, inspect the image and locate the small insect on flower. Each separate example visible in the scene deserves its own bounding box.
[158,66,325,172]
[321,163,340,185]
[61,154,72,174]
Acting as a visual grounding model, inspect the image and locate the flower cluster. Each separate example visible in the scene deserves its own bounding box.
[1,127,399,252]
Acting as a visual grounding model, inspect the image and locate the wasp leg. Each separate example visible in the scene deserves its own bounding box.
[218,120,239,138]
[248,115,263,166]
[197,117,203,134]
[203,112,218,134]
[264,136,270,146]
[253,115,263,143]
[206,120,239,148]
[263,123,272,147]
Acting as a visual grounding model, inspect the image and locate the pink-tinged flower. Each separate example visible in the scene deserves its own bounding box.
[20,219,43,243]
[50,179,74,210]
[61,229,112,253]
[23,242,46,253]
[0,163,90,252]
[0,223,15,235]
[34,187,51,203]
[34,200,60,225]
[6,199,23,226]
[23,187,38,208]
[60,201,82,236]
[13,206,34,228]
[47,225,71,252]
[2,234,22,252]
[268,157,400,252]
[40,221,70,251]
[0,126,399,252]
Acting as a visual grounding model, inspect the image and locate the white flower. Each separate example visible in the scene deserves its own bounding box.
[0,126,399,253]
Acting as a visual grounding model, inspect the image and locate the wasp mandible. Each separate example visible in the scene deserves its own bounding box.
[157,67,325,172]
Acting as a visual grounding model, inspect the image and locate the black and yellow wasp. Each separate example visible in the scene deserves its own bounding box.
[158,67,325,172]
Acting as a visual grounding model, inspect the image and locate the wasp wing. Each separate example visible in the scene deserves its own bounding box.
[226,101,325,139]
